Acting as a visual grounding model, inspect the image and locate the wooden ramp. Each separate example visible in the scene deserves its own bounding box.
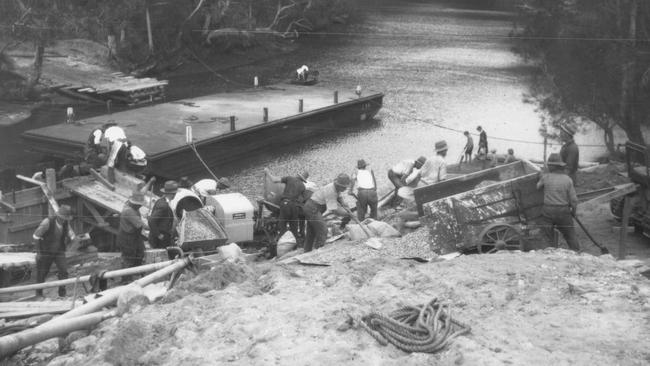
[55,72,168,106]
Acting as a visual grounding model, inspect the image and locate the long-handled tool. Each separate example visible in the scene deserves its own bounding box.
[572,213,609,254]
[342,206,374,238]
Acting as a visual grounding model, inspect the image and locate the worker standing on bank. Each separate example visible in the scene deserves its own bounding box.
[387,156,427,206]
[32,205,74,297]
[422,140,448,184]
[559,123,579,185]
[148,181,178,249]
[265,168,309,244]
[349,159,378,220]
[118,190,148,283]
[537,153,580,251]
[302,173,351,252]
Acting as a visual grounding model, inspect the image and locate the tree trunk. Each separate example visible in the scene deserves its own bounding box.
[23,41,44,98]
[619,0,644,144]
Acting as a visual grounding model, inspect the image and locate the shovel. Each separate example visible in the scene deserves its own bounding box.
[342,206,374,239]
[572,213,609,254]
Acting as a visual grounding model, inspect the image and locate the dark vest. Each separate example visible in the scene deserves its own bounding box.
[42,217,68,253]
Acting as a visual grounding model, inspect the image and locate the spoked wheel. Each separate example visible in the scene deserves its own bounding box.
[477,223,524,254]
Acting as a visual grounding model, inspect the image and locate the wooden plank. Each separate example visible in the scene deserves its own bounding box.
[88,169,115,191]
[8,219,42,233]
[0,253,36,269]
[82,201,108,227]
[415,161,527,216]
[578,183,637,206]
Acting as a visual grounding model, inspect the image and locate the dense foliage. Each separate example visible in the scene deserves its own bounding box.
[513,0,650,149]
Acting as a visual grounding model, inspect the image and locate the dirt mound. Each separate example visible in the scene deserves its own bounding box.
[27,247,650,366]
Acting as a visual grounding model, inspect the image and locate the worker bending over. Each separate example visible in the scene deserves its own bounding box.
[265,168,309,245]
[536,153,580,251]
[388,156,427,206]
[103,125,128,169]
[302,173,351,252]
[296,65,309,81]
[32,205,74,297]
[349,159,378,220]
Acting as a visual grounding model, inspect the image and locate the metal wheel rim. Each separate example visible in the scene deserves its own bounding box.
[478,223,523,254]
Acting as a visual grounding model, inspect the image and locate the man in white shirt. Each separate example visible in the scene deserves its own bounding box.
[349,159,378,220]
[387,156,426,206]
[421,140,448,184]
[103,125,128,168]
[296,65,309,81]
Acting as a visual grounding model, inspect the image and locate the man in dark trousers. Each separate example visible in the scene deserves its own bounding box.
[265,169,309,244]
[148,180,178,249]
[302,173,351,252]
[559,123,579,185]
[118,190,148,283]
[537,153,579,251]
[349,159,378,220]
[32,205,74,297]
[477,125,488,154]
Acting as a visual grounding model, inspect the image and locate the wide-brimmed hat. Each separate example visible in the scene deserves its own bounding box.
[357,159,367,169]
[414,156,427,169]
[334,173,351,188]
[435,140,448,153]
[128,191,146,206]
[559,123,576,136]
[161,180,178,194]
[56,205,73,221]
[546,153,566,167]
[297,171,309,182]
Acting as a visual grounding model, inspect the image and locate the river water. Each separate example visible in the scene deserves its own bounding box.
[219,0,615,198]
[2,0,617,197]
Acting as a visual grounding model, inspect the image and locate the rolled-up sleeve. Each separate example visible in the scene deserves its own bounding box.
[33,218,50,240]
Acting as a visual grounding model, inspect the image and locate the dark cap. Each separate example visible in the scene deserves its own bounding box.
[161,180,179,194]
[414,156,427,169]
[357,159,367,169]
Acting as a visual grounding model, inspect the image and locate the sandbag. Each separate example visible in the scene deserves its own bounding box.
[277,231,297,257]
[218,243,243,262]
[365,219,401,238]
[347,224,369,241]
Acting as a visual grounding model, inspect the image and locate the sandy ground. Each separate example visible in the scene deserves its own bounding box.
[10,248,649,366]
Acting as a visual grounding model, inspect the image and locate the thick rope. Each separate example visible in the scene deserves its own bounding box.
[358,298,471,353]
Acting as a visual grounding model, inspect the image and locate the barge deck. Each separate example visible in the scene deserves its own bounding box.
[22,84,384,178]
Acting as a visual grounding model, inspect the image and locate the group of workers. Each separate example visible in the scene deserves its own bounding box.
[30,121,582,296]
[85,123,148,175]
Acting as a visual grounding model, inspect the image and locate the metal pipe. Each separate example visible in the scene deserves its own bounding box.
[0,260,176,295]
[0,310,116,359]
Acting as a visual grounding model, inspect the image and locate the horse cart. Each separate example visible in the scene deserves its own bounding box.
[414,160,548,254]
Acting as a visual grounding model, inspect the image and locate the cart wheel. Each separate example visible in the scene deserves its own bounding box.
[477,223,524,254]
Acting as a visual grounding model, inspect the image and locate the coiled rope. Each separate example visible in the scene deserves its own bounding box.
[358,298,471,353]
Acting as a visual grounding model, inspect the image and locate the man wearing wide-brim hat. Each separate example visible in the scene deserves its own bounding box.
[118,190,149,283]
[265,169,310,249]
[537,153,580,251]
[421,140,448,184]
[32,204,74,297]
[148,181,178,250]
[559,123,579,185]
[302,173,352,252]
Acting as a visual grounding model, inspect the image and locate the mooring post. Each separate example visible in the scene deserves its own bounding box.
[45,168,56,217]
[66,107,75,124]
[299,99,303,113]
[106,100,112,114]
[334,91,338,104]
[263,108,268,122]
[230,116,236,131]
[254,76,259,88]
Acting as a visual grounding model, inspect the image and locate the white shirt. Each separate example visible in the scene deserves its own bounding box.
[103,126,126,143]
[354,169,375,190]
[297,65,309,75]
[421,155,447,184]
[193,179,218,196]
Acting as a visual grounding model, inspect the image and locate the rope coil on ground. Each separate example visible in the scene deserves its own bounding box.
[358,298,471,353]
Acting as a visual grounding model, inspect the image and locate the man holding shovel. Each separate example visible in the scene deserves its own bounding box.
[536,153,580,251]
[302,173,352,252]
